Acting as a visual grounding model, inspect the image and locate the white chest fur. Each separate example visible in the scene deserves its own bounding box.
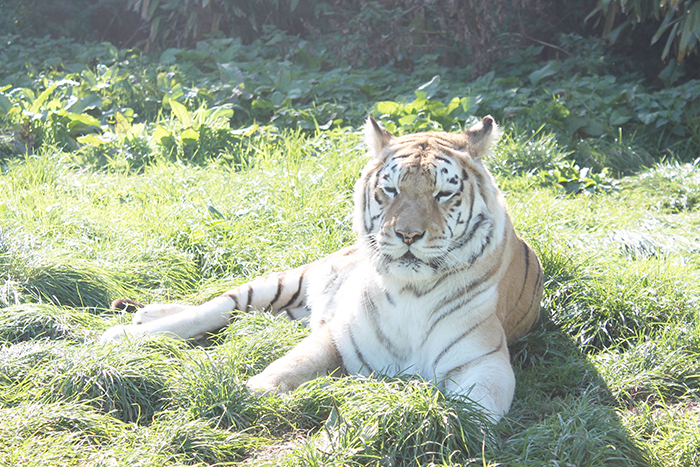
[318,264,501,383]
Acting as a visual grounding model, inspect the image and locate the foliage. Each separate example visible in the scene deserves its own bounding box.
[591,0,700,61]
[2,32,699,164]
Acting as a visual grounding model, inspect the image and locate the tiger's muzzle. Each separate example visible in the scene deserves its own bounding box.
[395,229,425,245]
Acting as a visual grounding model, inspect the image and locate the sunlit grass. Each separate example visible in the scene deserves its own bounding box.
[0,126,698,465]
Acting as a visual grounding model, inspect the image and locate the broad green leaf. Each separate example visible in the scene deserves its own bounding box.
[152,126,171,145]
[375,101,400,115]
[318,119,333,130]
[66,113,101,130]
[638,111,660,125]
[662,22,680,60]
[169,100,191,128]
[407,97,428,113]
[416,75,440,100]
[218,62,244,84]
[609,109,632,126]
[181,128,199,145]
[251,99,274,112]
[77,134,108,147]
[528,61,561,85]
[564,116,588,133]
[445,97,462,115]
[197,106,234,126]
[582,119,605,136]
[65,95,102,114]
[399,114,417,126]
[652,10,677,44]
[230,124,259,136]
[160,48,180,64]
[114,112,132,134]
[0,93,12,115]
[30,83,58,114]
[81,69,97,87]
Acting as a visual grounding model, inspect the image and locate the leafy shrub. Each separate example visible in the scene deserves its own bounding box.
[592,0,700,61]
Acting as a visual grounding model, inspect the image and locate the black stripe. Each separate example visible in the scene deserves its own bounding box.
[511,264,544,331]
[443,334,505,382]
[384,291,396,306]
[428,262,469,289]
[513,240,531,306]
[364,181,375,233]
[364,293,401,359]
[453,209,463,228]
[426,263,500,335]
[349,325,375,374]
[269,273,286,308]
[525,265,543,315]
[322,267,340,293]
[360,172,373,234]
[442,212,488,257]
[472,170,486,202]
[434,154,452,164]
[400,282,434,297]
[466,228,493,265]
[223,293,240,312]
[463,183,475,229]
[279,269,306,309]
[526,266,544,320]
[432,315,490,369]
[245,284,253,310]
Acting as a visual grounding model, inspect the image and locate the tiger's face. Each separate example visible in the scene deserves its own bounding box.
[354,116,503,282]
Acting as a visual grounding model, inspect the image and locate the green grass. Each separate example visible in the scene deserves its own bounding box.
[0,127,697,465]
[1,31,700,465]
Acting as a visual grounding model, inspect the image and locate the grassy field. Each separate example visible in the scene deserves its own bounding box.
[1,32,700,466]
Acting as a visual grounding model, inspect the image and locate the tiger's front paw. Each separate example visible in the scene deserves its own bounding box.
[246,372,299,395]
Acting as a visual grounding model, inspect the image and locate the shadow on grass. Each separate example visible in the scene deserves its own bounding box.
[502,323,651,466]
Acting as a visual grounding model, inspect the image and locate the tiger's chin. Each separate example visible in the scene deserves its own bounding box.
[377,250,439,283]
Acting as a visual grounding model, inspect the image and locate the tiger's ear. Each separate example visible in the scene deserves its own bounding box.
[464,115,500,159]
[364,116,394,158]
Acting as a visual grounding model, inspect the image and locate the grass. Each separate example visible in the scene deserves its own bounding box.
[0,127,697,465]
[0,33,699,464]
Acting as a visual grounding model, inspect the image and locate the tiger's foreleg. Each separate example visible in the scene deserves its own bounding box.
[246,325,343,394]
[442,337,515,423]
[99,264,311,343]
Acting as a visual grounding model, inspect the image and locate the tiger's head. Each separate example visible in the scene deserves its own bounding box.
[354,116,507,282]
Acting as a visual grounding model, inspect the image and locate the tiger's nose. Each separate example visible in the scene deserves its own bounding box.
[395,229,425,245]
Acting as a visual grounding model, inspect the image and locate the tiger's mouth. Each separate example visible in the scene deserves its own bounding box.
[397,250,429,269]
[400,250,419,263]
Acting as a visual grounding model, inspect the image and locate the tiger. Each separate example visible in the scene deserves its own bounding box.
[100,115,543,422]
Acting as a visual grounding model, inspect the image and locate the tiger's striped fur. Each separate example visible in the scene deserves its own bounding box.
[100,116,543,422]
